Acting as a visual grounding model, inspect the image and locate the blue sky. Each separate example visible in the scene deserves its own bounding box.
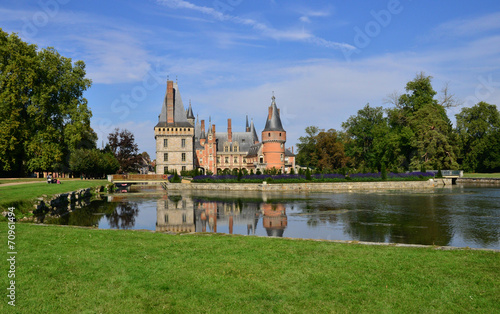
[2,0,500,158]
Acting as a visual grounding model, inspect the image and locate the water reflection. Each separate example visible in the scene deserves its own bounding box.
[43,185,500,249]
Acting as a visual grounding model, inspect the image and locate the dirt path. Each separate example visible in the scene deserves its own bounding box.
[0,179,81,187]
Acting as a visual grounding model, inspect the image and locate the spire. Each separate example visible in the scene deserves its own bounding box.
[195,114,201,139]
[263,94,285,132]
[187,100,195,119]
[246,115,250,132]
[250,118,259,143]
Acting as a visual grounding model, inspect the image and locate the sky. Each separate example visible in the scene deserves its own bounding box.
[2,0,500,159]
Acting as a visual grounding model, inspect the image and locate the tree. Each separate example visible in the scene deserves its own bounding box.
[386,73,459,170]
[456,102,500,172]
[315,129,348,171]
[296,126,319,167]
[342,104,388,170]
[69,149,119,178]
[409,104,459,170]
[107,128,141,173]
[0,29,95,176]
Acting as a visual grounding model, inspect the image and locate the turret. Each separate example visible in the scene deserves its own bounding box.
[261,94,286,171]
[187,100,195,126]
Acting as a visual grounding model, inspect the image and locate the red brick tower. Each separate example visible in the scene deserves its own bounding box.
[261,95,286,172]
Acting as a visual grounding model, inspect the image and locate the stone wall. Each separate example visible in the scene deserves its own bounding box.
[164,179,452,192]
[457,178,500,185]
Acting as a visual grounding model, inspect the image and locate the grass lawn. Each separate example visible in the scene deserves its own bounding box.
[0,180,109,212]
[463,173,500,178]
[1,223,498,313]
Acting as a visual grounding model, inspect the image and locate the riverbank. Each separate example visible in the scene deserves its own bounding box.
[0,180,109,219]
[163,178,452,192]
[0,223,497,312]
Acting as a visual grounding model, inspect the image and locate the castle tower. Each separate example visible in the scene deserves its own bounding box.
[261,95,286,171]
[154,80,194,174]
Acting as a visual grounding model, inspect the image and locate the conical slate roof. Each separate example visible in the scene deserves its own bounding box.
[250,119,259,143]
[156,81,191,127]
[263,95,285,132]
[187,101,195,119]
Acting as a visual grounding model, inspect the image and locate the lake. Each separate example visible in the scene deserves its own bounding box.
[44,184,500,250]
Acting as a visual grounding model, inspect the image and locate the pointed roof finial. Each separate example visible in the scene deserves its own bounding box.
[176,75,178,83]
[167,75,169,81]
[186,99,195,119]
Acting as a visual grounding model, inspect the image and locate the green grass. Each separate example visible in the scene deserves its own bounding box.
[1,223,498,313]
[0,180,108,213]
[463,173,500,178]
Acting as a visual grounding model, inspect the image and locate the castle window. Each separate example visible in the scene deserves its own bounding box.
[182,153,186,162]
[182,166,186,172]
[164,139,168,147]
[279,133,281,136]
[268,133,271,137]
[217,156,220,163]
[281,154,284,161]
[225,145,229,152]
[182,214,187,223]
[234,146,238,152]
[225,157,229,163]
[164,215,168,223]
[181,139,186,148]
[164,166,168,174]
[243,158,247,163]
[280,143,283,148]
[234,157,238,163]
[164,153,168,161]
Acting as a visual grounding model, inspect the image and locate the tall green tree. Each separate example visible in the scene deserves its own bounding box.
[0,30,37,174]
[342,104,389,171]
[456,102,500,172]
[0,29,95,176]
[409,104,459,169]
[387,73,458,170]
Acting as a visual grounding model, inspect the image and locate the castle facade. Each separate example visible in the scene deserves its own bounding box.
[154,81,295,175]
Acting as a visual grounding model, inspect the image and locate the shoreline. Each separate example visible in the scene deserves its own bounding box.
[29,223,500,252]
[161,178,453,191]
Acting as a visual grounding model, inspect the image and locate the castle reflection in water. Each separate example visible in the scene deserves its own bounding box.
[156,193,287,237]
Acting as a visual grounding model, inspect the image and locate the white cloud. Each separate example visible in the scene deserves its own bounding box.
[156,0,355,50]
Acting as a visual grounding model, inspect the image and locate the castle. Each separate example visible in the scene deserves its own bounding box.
[154,80,295,175]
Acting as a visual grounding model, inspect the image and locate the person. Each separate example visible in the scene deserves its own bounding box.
[47,174,52,184]
[57,179,61,184]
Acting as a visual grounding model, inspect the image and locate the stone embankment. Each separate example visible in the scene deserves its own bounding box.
[30,186,105,222]
[457,178,500,185]
[164,179,452,192]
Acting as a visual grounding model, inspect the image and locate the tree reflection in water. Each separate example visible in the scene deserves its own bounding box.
[106,202,140,229]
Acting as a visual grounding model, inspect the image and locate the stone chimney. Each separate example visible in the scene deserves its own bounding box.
[227,119,232,142]
[200,120,206,145]
[166,81,174,124]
